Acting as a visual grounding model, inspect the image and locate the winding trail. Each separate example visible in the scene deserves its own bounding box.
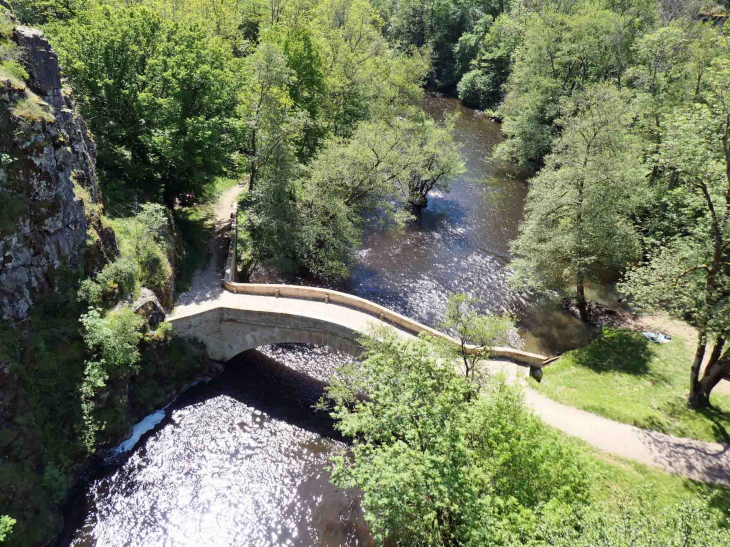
[175,183,244,309]
[173,186,730,488]
[487,362,730,487]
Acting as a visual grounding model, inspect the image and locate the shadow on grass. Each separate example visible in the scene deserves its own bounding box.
[569,329,655,376]
[174,207,214,293]
[703,406,730,445]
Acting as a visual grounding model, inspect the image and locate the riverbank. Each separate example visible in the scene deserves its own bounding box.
[531,324,730,444]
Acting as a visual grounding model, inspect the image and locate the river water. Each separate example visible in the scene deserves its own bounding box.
[253,93,597,356]
[64,94,596,546]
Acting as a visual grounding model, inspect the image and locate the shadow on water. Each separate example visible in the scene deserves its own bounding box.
[62,345,373,547]
[209,349,346,442]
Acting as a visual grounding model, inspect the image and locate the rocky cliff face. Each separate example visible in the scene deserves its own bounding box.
[0,18,115,321]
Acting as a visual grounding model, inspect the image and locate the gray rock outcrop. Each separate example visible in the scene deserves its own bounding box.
[131,288,166,330]
[0,22,114,320]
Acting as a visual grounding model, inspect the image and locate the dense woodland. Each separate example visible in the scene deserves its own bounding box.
[1,0,730,545]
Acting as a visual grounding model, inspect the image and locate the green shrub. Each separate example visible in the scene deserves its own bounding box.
[0,60,28,81]
[0,515,15,543]
[79,306,143,451]
[80,306,143,382]
[78,256,137,307]
[323,331,593,546]
[41,463,71,504]
[109,204,173,303]
[457,69,496,109]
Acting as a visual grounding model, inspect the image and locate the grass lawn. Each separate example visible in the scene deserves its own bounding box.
[566,431,730,521]
[532,328,730,443]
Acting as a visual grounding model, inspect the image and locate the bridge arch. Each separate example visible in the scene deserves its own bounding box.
[169,306,363,362]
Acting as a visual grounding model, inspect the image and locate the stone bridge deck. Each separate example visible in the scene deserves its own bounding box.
[169,281,547,365]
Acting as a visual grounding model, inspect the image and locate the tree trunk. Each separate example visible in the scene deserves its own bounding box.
[688,331,709,407]
[249,164,257,192]
[163,181,176,210]
[576,271,589,323]
[693,353,730,409]
[707,336,725,369]
[407,195,427,220]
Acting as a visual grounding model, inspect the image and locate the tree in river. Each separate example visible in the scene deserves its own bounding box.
[620,60,730,408]
[510,83,645,322]
[438,293,518,388]
[320,329,591,546]
[289,112,464,278]
[395,113,465,212]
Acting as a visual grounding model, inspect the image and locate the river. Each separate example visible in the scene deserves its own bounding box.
[64,94,597,546]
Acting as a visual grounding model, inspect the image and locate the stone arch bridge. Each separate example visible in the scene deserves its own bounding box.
[169,281,548,369]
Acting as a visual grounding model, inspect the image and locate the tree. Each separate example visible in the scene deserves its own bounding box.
[237,42,306,191]
[288,112,463,278]
[321,329,591,546]
[0,516,15,544]
[372,0,507,89]
[279,26,328,160]
[393,113,465,212]
[510,83,645,322]
[494,3,652,167]
[310,0,430,137]
[620,60,730,408]
[304,112,462,217]
[457,69,496,110]
[12,0,89,24]
[50,4,241,208]
[438,293,518,387]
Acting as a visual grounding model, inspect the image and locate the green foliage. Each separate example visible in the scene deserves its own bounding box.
[374,0,506,90]
[0,275,88,547]
[78,256,137,308]
[48,3,242,207]
[79,306,143,450]
[323,330,592,546]
[0,60,28,81]
[13,0,90,25]
[620,58,730,405]
[621,63,730,336]
[494,2,654,166]
[0,515,15,543]
[457,69,495,109]
[237,41,305,191]
[510,83,645,319]
[533,329,730,443]
[277,26,328,159]
[11,95,54,122]
[531,493,730,547]
[438,293,518,386]
[41,463,71,504]
[251,110,464,279]
[111,203,173,303]
[80,307,144,381]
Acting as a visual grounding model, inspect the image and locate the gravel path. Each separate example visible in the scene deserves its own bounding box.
[486,361,730,487]
[175,183,244,309]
